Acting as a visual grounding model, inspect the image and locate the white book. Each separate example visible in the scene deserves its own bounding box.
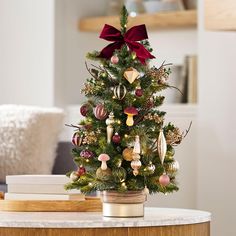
[7,184,80,195]
[6,175,69,185]
[4,193,85,201]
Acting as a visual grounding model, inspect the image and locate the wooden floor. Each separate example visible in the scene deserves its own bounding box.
[0,222,210,236]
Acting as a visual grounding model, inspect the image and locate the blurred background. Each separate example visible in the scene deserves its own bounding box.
[0,0,236,235]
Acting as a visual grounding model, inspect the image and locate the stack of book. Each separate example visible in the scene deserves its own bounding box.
[5,175,85,201]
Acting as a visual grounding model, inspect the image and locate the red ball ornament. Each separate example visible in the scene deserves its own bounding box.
[77,166,86,176]
[80,104,88,117]
[135,88,143,97]
[159,174,170,187]
[94,104,108,120]
[111,55,119,64]
[72,133,83,146]
[112,132,121,144]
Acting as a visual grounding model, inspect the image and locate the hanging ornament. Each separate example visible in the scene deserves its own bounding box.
[158,129,167,164]
[112,167,127,183]
[132,153,141,160]
[159,173,170,187]
[111,55,119,64]
[124,106,138,126]
[143,186,149,195]
[122,147,133,161]
[135,87,143,97]
[94,104,108,120]
[96,167,112,181]
[146,162,156,174]
[123,67,140,84]
[70,171,79,182]
[105,112,115,143]
[80,149,94,159]
[131,159,142,176]
[80,104,89,117]
[166,160,180,177]
[72,132,83,146]
[113,83,127,100]
[112,132,121,144]
[77,166,86,176]
[133,135,141,154]
[146,97,154,109]
[98,154,110,170]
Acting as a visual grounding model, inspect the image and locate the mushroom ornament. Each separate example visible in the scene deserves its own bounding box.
[124,106,138,126]
[98,154,110,170]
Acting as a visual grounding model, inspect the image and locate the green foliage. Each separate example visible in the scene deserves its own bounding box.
[66,6,183,196]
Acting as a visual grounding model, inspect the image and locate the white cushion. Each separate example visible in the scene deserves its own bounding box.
[0,105,64,183]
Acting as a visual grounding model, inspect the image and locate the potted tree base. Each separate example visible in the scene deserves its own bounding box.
[101,191,147,217]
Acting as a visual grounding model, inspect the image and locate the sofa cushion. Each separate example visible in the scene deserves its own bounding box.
[0,105,64,183]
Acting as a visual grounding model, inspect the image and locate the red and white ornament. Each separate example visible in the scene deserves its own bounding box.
[77,166,86,176]
[159,173,170,186]
[94,104,108,120]
[112,132,121,144]
[72,133,83,146]
[80,104,88,117]
[111,55,119,64]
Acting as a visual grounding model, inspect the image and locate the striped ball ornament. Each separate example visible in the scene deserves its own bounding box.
[94,104,108,120]
[72,132,83,146]
[113,83,127,100]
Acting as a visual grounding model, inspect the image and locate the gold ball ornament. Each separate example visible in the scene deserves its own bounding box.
[96,167,112,181]
[166,160,180,177]
[112,167,127,183]
[122,147,134,161]
[123,67,140,84]
[69,171,79,182]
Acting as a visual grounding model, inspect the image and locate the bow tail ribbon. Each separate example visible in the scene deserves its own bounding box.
[126,41,155,64]
[99,41,123,59]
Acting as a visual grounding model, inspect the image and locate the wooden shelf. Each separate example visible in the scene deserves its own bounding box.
[205,0,236,30]
[79,10,197,32]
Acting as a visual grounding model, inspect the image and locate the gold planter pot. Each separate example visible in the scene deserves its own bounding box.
[101,191,146,217]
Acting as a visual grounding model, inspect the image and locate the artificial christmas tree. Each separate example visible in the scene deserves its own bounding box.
[66,6,188,217]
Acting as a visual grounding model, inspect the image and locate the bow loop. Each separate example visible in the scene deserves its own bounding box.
[99,24,123,42]
[124,24,148,42]
[99,24,155,64]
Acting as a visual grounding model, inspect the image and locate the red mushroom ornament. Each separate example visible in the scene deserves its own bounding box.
[124,107,138,126]
[98,154,110,170]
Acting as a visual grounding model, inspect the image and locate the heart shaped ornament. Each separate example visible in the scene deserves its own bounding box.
[123,67,140,84]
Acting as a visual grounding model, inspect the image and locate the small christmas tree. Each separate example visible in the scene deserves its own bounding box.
[66,7,185,195]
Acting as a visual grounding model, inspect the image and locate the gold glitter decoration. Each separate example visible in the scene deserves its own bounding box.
[81,83,95,95]
[147,66,169,85]
[166,128,183,145]
[144,113,164,124]
[82,131,97,145]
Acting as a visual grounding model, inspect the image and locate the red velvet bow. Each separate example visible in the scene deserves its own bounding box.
[99,24,155,64]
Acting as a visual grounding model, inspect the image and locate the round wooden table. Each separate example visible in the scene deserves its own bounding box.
[0,207,211,236]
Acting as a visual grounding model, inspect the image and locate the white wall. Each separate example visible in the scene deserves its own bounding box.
[0,0,55,106]
[198,1,236,235]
